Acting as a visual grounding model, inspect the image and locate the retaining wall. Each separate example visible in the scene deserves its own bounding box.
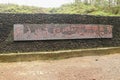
[0,13,120,53]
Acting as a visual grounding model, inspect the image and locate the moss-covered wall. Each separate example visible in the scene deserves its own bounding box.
[0,13,120,53]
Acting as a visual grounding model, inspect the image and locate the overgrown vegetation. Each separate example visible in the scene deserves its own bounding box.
[0,4,48,13]
[0,0,120,16]
[49,2,120,16]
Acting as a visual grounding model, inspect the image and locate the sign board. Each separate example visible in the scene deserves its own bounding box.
[14,24,113,41]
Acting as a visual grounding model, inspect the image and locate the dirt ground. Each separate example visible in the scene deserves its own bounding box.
[0,53,120,80]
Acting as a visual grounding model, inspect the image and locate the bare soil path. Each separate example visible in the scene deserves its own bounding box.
[0,53,120,80]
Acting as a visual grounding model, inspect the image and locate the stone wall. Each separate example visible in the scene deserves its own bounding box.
[0,13,120,53]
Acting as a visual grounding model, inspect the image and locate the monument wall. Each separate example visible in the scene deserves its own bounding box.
[0,13,120,53]
[14,24,113,41]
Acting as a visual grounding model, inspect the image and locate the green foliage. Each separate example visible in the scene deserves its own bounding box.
[108,6,120,15]
[90,11,112,16]
[0,4,48,13]
[0,3,119,16]
[49,2,120,16]
[49,3,97,14]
